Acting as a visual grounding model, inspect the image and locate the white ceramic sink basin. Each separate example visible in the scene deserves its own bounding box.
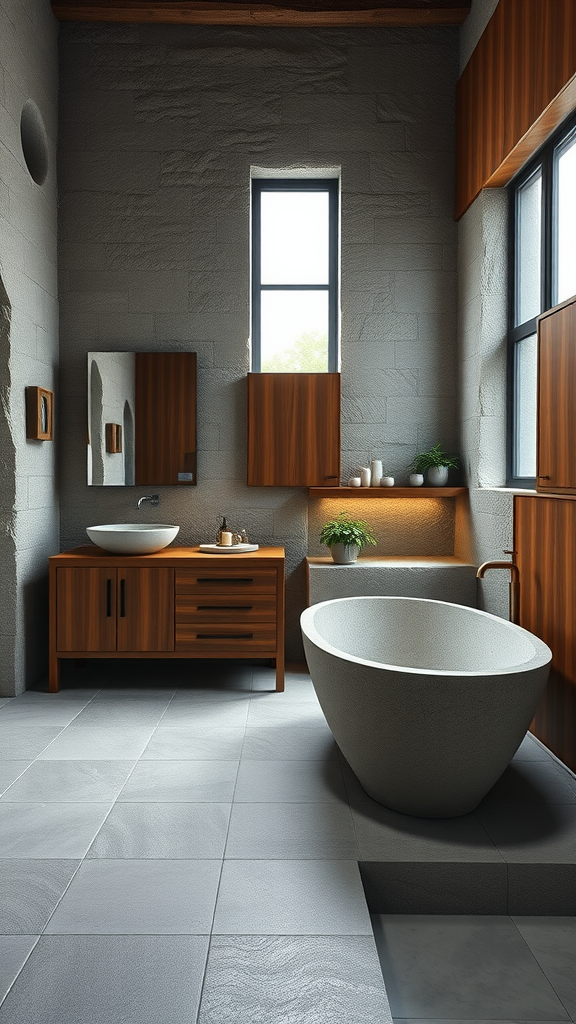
[86,524,179,555]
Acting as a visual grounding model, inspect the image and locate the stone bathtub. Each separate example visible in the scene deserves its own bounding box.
[300,596,552,817]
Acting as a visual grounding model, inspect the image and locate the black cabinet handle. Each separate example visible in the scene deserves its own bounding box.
[197,578,254,585]
[197,605,252,611]
[120,578,126,617]
[106,579,112,617]
[197,633,253,640]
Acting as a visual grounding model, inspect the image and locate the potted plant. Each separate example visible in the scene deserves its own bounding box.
[320,511,377,564]
[408,443,459,486]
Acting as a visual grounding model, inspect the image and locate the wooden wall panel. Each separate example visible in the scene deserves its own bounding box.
[51,0,471,27]
[135,352,196,486]
[456,0,576,219]
[247,372,341,487]
[537,296,576,495]
[514,495,576,772]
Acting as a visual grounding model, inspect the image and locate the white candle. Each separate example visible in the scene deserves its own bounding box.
[360,467,371,487]
[220,531,233,546]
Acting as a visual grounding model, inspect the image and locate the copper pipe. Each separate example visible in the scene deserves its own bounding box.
[476,560,520,625]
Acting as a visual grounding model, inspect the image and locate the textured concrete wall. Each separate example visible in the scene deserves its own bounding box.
[58,22,459,658]
[456,0,513,621]
[0,0,59,694]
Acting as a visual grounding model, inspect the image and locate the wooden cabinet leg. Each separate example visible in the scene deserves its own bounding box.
[275,653,285,693]
[49,654,60,693]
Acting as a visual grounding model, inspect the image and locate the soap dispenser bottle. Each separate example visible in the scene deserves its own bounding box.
[217,516,228,544]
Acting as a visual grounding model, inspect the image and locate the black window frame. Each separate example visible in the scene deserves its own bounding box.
[507,112,576,487]
[251,177,339,373]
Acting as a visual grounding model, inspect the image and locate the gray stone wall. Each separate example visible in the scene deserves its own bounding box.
[58,22,460,659]
[456,0,514,621]
[0,0,59,694]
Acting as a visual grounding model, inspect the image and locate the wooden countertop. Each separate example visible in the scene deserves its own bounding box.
[50,546,285,566]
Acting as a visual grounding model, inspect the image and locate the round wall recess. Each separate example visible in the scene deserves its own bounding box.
[20,100,48,186]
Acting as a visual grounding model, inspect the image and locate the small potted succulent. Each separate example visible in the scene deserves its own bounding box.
[320,511,377,564]
[408,443,459,486]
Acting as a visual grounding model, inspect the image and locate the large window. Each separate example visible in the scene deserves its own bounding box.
[508,115,576,485]
[251,178,339,372]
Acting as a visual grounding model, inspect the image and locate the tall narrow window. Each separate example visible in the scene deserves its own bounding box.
[508,114,576,485]
[251,178,339,372]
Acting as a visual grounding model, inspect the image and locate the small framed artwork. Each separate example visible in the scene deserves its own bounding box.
[105,422,122,453]
[25,386,53,440]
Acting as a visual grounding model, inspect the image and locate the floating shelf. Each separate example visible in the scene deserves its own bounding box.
[308,486,468,498]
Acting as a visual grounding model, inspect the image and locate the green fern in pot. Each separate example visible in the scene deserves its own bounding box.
[320,511,377,564]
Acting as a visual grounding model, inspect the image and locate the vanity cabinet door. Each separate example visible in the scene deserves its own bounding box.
[117,568,174,652]
[56,568,117,652]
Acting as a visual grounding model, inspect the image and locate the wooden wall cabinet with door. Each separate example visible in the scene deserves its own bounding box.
[247,372,341,487]
[537,294,576,494]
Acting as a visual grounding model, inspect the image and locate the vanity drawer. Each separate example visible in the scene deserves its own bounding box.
[175,569,277,596]
[175,621,276,653]
[176,592,276,623]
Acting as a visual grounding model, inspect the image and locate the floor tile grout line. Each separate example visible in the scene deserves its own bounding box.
[0,935,41,1009]
[509,919,576,1019]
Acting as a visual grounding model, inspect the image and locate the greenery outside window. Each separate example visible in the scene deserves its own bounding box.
[251,178,339,372]
[508,114,576,485]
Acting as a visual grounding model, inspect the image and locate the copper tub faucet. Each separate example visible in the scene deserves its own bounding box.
[476,553,520,624]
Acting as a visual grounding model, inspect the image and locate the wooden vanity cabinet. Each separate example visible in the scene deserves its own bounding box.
[49,547,285,692]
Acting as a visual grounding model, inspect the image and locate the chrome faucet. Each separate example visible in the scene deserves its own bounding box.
[137,494,159,509]
[476,553,520,624]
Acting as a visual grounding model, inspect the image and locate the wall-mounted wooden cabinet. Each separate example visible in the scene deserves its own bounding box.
[247,372,341,487]
[49,547,285,692]
[537,295,576,495]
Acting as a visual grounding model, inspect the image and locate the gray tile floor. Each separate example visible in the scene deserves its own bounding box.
[0,659,574,1023]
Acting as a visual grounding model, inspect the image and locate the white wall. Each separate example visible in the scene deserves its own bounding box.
[0,0,59,694]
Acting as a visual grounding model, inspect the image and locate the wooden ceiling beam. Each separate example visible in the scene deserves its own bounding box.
[51,0,471,27]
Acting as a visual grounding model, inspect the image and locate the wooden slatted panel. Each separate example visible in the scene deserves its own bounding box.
[248,372,341,487]
[456,0,576,219]
[135,352,196,486]
[514,495,576,772]
[51,0,471,27]
[537,296,576,495]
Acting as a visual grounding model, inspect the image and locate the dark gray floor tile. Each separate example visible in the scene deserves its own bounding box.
[233,759,347,803]
[0,936,39,1004]
[0,761,136,802]
[213,860,372,935]
[45,859,221,934]
[36,726,155,760]
[361,862,508,915]
[0,698,13,708]
[225,802,359,859]
[242,723,337,760]
[0,726,64,760]
[87,802,231,858]
[0,762,30,796]
[141,725,245,760]
[118,759,238,802]
[0,803,112,858]
[480,760,576,806]
[0,860,79,934]
[198,934,392,1024]
[513,917,576,1017]
[0,934,209,1024]
[507,864,576,915]
[372,914,569,1021]
[475,803,576,862]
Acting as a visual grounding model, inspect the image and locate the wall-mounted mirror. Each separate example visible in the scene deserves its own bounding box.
[88,352,197,486]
